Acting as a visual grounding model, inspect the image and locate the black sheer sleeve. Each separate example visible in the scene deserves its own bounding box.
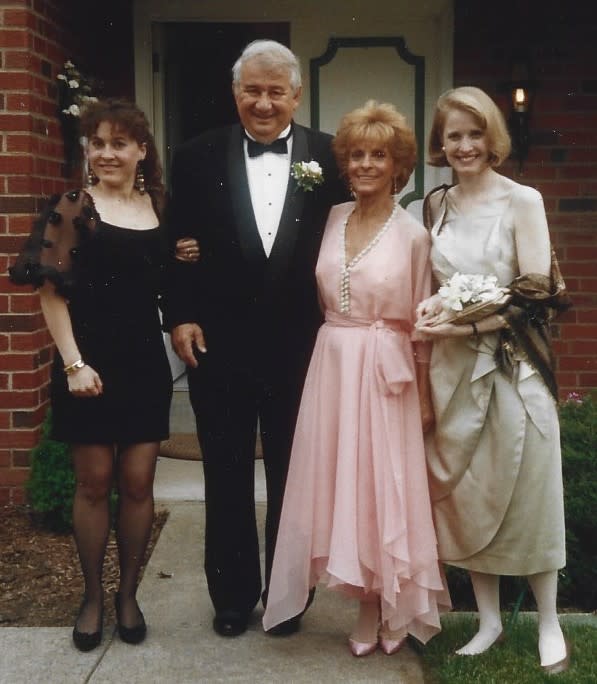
[9,189,98,298]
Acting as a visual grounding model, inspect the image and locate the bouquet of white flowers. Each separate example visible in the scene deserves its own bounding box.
[434,272,511,325]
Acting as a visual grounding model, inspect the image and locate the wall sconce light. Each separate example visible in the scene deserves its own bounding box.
[500,56,536,173]
[509,84,531,172]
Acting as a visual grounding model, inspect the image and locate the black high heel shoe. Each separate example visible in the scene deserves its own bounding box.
[115,592,147,644]
[72,598,103,652]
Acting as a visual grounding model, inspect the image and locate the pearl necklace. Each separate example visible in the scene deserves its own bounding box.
[339,198,398,314]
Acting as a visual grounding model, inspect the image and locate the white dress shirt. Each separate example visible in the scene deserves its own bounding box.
[244,125,293,257]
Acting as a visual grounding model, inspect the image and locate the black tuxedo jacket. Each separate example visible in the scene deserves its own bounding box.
[164,122,347,383]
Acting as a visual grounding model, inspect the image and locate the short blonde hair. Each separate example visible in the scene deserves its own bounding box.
[428,86,511,167]
[333,100,416,193]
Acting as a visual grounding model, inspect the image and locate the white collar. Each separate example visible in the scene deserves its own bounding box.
[243,124,293,143]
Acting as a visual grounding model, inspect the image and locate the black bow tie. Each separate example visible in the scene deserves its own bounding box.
[245,130,292,158]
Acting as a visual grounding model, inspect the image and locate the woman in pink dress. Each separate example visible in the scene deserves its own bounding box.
[263,101,450,656]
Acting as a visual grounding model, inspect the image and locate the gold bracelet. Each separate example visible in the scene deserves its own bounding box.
[64,359,85,375]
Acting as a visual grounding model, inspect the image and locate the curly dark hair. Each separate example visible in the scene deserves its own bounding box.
[80,99,165,214]
[333,100,416,194]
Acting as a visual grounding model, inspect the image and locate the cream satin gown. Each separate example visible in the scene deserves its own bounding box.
[425,184,566,575]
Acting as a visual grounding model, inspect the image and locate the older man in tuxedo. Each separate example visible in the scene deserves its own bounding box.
[165,40,346,637]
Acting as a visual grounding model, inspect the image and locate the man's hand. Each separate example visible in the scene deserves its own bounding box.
[171,323,207,367]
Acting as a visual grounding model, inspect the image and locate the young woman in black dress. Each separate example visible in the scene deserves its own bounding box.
[10,100,185,651]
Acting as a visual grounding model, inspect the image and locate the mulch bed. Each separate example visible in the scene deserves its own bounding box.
[0,504,168,627]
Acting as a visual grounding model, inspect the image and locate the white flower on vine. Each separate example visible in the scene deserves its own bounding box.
[57,61,95,119]
[62,104,81,117]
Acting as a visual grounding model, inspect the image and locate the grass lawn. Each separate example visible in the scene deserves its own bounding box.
[419,614,597,683]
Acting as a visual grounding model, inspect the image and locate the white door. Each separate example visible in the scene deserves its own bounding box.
[133,0,454,417]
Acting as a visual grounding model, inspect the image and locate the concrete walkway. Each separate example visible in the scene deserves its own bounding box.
[4,456,593,683]
[0,458,426,684]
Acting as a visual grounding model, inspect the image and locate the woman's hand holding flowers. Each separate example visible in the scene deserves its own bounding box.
[416,293,443,326]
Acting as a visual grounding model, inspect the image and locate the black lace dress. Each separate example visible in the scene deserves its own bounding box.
[10,190,172,444]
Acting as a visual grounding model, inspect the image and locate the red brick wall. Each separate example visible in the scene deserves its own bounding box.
[0,0,134,501]
[454,0,597,397]
[0,0,79,503]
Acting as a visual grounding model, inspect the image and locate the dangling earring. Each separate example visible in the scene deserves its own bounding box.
[349,182,356,200]
[87,167,98,186]
[135,162,146,195]
[392,176,398,195]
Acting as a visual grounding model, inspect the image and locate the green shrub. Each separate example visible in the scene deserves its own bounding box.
[26,408,75,532]
[558,392,597,611]
[26,408,119,533]
[444,392,597,613]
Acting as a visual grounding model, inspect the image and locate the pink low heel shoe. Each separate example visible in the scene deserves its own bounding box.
[348,637,378,657]
[379,635,408,655]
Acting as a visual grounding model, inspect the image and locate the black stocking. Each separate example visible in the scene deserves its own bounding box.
[72,444,114,633]
[115,442,159,627]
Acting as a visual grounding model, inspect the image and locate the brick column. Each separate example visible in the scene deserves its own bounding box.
[0,0,75,503]
[454,0,597,397]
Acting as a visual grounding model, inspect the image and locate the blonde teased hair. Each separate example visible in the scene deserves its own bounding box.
[333,100,416,193]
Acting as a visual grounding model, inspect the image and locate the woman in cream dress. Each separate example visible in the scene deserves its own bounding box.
[417,87,570,674]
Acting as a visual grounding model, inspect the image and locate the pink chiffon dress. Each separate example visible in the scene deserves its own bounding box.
[262,201,451,643]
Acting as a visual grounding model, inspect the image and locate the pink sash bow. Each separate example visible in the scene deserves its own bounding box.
[324,311,414,395]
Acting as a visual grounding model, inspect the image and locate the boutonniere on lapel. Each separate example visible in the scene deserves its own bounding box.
[291,160,324,191]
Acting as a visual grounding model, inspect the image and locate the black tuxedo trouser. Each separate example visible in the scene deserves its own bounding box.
[187,355,304,615]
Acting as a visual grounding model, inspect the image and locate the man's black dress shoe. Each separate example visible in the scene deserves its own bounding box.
[213,610,249,637]
[266,614,301,636]
[262,586,314,636]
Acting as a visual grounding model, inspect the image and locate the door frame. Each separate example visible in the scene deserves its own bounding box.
[133,0,455,201]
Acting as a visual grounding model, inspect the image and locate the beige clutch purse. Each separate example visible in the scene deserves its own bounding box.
[432,289,511,326]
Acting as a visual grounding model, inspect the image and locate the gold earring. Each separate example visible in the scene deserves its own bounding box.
[87,167,98,186]
[135,162,146,194]
[349,182,356,199]
[392,177,398,195]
